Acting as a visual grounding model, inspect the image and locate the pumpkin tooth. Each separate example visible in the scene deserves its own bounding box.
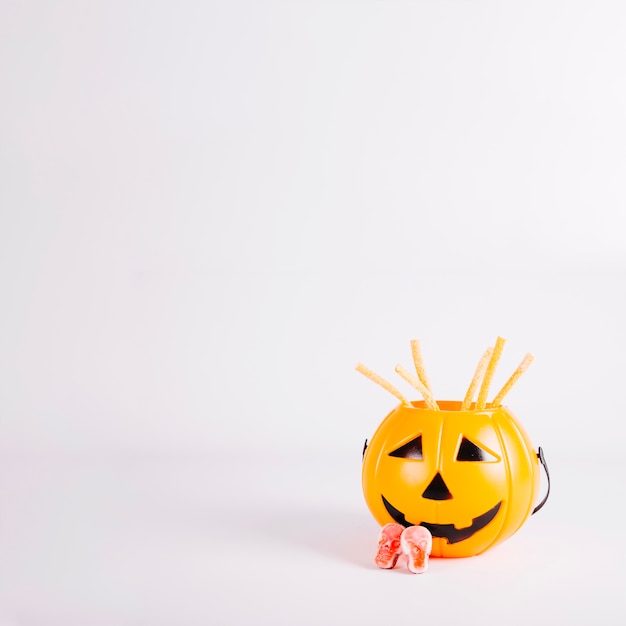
[456,518,475,530]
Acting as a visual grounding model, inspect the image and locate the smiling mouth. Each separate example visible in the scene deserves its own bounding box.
[381,495,502,544]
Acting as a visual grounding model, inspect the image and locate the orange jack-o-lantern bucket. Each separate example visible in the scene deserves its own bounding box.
[358,338,550,558]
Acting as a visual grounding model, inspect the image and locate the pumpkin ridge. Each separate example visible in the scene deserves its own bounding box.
[497,409,539,534]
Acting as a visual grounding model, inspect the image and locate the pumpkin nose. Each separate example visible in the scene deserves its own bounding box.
[422,472,453,500]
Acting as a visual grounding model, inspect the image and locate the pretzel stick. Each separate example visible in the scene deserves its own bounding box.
[395,364,439,410]
[410,339,434,396]
[461,346,493,410]
[356,363,410,405]
[492,353,534,406]
[476,336,506,410]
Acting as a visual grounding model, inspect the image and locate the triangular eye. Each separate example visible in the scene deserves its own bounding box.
[456,437,499,462]
[389,436,423,460]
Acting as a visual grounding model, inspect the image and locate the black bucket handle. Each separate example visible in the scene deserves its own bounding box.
[531,447,551,515]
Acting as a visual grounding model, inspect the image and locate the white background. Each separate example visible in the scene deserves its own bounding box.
[1,1,625,624]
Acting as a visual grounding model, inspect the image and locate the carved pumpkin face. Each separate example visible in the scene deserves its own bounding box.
[362,400,541,558]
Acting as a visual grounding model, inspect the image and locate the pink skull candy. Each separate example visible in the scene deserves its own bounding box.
[375,523,404,569]
[401,525,433,574]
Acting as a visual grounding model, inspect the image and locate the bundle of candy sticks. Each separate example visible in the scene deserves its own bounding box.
[356,336,534,410]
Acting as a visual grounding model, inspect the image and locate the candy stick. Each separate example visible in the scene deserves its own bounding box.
[461,346,493,410]
[395,364,439,410]
[476,336,506,410]
[356,363,410,406]
[410,339,435,397]
[492,353,534,406]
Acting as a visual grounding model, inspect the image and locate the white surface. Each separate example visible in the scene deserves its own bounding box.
[0,449,623,625]
[1,1,626,624]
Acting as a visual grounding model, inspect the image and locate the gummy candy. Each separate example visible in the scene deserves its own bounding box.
[375,523,404,569]
[401,525,432,574]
